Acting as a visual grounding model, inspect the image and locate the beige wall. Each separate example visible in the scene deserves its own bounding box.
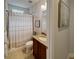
[52,0,74,59]
[4,0,8,31]
[31,0,42,34]
[52,0,70,59]
[69,0,74,53]
[32,0,47,34]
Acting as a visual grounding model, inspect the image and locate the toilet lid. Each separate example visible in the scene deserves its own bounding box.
[26,41,33,46]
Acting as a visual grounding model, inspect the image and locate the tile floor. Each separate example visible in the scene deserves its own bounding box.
[6,47,34,59]
[6,47,74,59]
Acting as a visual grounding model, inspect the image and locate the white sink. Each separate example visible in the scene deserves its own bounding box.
[33,35,48,46]
[38,37,47,41]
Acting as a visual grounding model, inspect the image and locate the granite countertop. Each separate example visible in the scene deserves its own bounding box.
[33,34,48,47]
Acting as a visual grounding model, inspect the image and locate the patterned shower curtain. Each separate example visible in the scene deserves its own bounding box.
[9,12,33,48]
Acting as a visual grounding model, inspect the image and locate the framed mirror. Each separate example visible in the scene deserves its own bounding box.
[35,20,40,28]
[58,0,70,30]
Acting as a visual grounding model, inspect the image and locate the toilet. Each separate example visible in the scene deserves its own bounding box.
[25,41,33,53]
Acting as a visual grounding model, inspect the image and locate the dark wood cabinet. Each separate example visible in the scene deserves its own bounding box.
[33,38,46,59]
[33,39,39,59]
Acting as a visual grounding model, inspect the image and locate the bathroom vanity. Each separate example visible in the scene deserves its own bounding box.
[33,35,47,59]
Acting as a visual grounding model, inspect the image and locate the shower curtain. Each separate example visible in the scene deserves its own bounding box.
[9,12,33,48]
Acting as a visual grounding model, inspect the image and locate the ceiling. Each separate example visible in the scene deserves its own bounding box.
[8,0,40,8]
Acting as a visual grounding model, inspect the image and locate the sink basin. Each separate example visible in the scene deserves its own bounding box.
[33,35,48,46]
[38,37,47,41]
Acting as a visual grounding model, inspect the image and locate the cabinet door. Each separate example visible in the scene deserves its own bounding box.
[38,42,46,59]
[33,39,39,59]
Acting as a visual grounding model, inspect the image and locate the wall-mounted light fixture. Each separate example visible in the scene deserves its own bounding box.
[41,2,47,11]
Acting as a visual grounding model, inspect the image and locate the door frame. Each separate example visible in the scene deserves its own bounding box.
[47,0,55,59]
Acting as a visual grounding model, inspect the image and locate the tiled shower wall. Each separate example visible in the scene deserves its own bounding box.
[9,12,33,48]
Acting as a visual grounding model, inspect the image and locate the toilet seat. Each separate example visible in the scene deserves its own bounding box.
[26,41,33,46]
